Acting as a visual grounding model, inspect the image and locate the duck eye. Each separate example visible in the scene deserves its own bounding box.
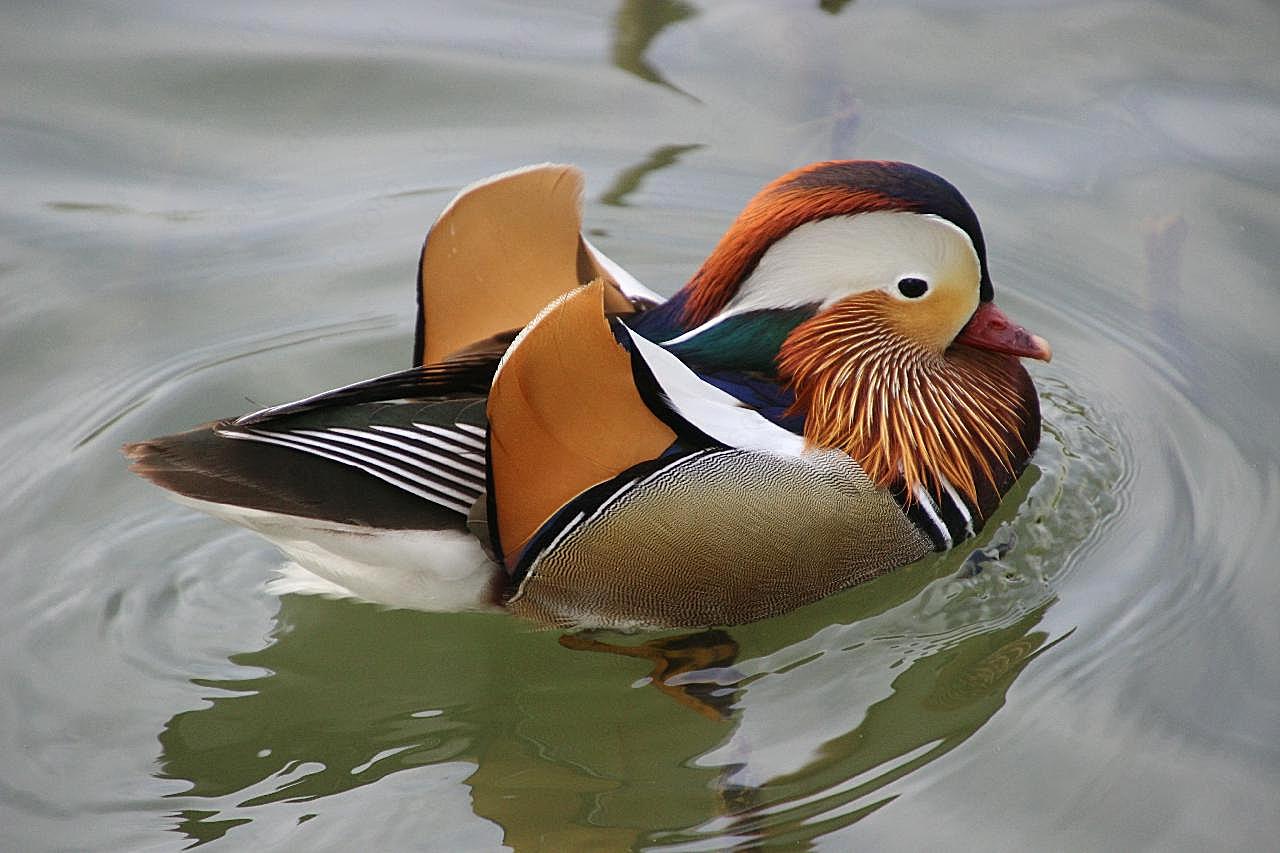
[897,277,928,299]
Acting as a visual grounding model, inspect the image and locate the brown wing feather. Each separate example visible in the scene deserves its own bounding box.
[486,281,677,565]
[417,164,635,365]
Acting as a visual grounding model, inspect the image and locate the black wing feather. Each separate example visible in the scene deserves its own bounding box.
[126,352,501,530]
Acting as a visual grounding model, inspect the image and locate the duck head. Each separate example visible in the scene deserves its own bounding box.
[655,160,1051,511]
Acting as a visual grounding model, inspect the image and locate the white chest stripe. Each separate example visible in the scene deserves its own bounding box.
[938,475,975,538]
[911,484,952,551]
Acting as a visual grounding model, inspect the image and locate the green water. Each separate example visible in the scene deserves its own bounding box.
[3,1,1278,850]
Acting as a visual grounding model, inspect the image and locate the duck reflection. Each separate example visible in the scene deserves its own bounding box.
[677,606,1065,847]
[598,143,705,208]
[819,0,858,14]
[610,0,698,98]
[158,542,1062,849]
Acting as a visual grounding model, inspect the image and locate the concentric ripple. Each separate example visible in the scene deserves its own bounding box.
[640,370,1131,849]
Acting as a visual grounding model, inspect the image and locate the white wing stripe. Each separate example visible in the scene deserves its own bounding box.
[368,425,485,463]
[414,423,486,450]
[323,427,486,479]
[453,423,488,439]
[219,430,472,514]
[249,429,481,504]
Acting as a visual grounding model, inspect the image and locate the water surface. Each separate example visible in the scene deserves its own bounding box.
[2,1,1278,850]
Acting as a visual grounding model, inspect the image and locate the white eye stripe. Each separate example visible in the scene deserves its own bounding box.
[723,211,978,314]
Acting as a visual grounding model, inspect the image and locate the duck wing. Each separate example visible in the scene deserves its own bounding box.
[414,163,651,366]
[127,162,656,532]
[125,355,494,529]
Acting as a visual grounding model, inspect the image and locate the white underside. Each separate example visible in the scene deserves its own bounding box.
[171,495,502,613]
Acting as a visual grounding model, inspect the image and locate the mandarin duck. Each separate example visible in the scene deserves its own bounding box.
[126,161,1051,629]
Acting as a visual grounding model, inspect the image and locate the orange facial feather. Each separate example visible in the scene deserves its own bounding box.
[777,292,1035,509]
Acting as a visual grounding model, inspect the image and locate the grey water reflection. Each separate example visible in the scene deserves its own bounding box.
[611,0,699,99]
[674,607,1065,848]
[599,143,705,207]
[156,571,1060,850]
[157,594,721,848]
[819,0,858,15]
[1142,214,1199,392]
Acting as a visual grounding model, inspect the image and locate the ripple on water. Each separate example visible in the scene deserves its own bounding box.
[648,376,1131,848]
[76,315,398,450]
[0,502,286,835]
[648,258,1276,848]
[0,312,414,752]
[98,314,1138,849]
[28,269,1268,849]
